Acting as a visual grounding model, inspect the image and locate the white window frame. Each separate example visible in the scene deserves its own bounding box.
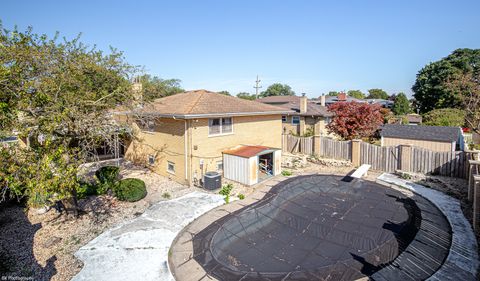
[282,116,287,123]
[291,116,300,125]
[167,161,175,174]
[208,117,234,136]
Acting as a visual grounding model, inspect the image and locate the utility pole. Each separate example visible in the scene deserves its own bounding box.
[254,75,262,98]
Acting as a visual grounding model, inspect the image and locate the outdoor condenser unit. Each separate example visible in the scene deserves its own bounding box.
[203,171,221,190]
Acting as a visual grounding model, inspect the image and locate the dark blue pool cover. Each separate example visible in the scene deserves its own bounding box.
[193,175,452,280]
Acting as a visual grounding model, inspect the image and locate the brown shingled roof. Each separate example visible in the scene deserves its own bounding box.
[257,96,333,117]
[133,90,291,118]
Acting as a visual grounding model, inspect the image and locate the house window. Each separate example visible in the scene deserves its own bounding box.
[216,161,223,171]
[282,116,287,123]
[167,161,175,174]
[209,117,233,136]
[148,155,155,165]
[292,116,300,125]
[325,117,331,124]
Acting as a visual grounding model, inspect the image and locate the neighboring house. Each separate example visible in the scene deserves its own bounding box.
[323,92,365,106]
[122,90,290,186]
[380,124,464,152]
[365,98,394,108]
[257,94,333,136]
[404,114,422,125]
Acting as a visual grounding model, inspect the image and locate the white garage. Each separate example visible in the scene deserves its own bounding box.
[222,145,282,186]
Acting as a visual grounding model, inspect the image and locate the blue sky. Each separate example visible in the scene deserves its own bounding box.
[1,1,479,98]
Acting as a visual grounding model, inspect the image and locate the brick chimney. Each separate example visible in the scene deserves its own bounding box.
[132,76,143,102]
[338,92,347,102]
[300,93,307,113]
[320,95,326,107]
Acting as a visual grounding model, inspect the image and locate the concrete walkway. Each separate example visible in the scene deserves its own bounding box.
[72,191,224,281]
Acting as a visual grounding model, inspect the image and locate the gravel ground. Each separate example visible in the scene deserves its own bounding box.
[0,161,189,281]
[0,157,476,280]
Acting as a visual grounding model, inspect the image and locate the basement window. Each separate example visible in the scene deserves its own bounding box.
[292,116,300,125]
[167,161,175,174]
[216,161,223,172]
[209,117,233,136]
[148,155,155,165]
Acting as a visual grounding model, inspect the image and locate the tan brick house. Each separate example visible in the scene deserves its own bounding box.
[257,94,333,136]
[122,90,290,186]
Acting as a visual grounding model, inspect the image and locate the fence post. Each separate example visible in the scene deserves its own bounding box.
[351,139,361,167]
[399,145,412,172]
[468,160,480,202]
[474,175,480,233]
[313,135,321,156]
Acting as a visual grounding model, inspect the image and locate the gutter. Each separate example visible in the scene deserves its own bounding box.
[115,110,294,119]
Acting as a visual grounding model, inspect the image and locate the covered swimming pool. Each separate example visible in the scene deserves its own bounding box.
[191,175,452,280]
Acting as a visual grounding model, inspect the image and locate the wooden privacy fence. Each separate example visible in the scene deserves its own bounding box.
[410,147,470,178]
[320,137,351,161]
[360,142,400,173]
[282,134,313,155]
[282,134,478,179]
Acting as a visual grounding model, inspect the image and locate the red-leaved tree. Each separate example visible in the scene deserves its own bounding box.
[327,102,384,140]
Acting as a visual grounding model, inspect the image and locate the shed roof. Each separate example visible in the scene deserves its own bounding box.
[130,90,291,118]
[380,124,461,143]
[223,145,278,158]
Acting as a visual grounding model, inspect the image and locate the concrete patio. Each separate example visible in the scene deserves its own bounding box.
[72,191,224,281]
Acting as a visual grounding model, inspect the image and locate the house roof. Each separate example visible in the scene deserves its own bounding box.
[129,90,291,118]
[257,96,333,117]
[324,95,365,104]
[223,145,278,158]
[380,124,461,143]
[405,114,422,124]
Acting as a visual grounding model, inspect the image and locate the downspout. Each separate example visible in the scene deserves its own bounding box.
[185,120,189,185]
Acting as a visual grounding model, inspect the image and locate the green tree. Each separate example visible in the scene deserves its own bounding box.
[412,48,480,113]
[423,108,466,127]
[392,92,411,115]
[260,83,295,97]
[139,74,183,101]
[347,90,365,99]
[367,88,389,99]
[218,90,231,96]
[327,91,339,96]
[445,71,480,133]
[0,25,139,214]
[236,92,256,100]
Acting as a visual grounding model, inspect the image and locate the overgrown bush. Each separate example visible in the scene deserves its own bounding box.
[219,184,234,204]
[76,181,97,199]
[113,178,147,202]
[95,166,120,194]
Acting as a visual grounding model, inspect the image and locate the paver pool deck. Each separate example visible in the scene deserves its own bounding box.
[169,173,479,281]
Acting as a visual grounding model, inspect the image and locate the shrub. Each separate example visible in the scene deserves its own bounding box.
[76,181,97,199]
[114,178,147,202]
[238,194,245,200]
[162,192,171,199]
[95,166,120,194]
[219,184,234,204]
[281,170,293,176]
[95,166,120,185]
